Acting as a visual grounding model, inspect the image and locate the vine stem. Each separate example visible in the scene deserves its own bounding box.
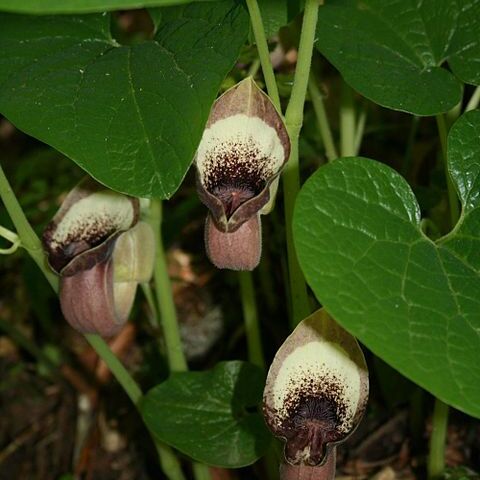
[0,163,185,480]
[245,0,281,111]
[436,114,460,227]
[282,0,321,326]
[0,224,20,254]
[141,282,160,328]
[0,164,58,290]
[340,80,356,157]
[427,399,449,479]
[149,199,211,480]
[239,271,265,368]
[149,200,187,372]
[84,333,142,404]
[354,102,367,155]
[308,72,338,161]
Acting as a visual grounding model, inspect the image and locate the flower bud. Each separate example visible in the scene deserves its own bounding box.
[43,178,154,337]
[195,77,290,270]
[263,309,368,477]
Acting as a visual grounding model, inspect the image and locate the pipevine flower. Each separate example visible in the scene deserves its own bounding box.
[43,178,154,337]
[195,77,290,270]
[263,309,369,479]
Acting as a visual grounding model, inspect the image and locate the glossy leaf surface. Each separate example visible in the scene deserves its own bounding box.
[294,110,480,418]
[0,2,248,197]
[316,0,480,115]
[141,361,271,467]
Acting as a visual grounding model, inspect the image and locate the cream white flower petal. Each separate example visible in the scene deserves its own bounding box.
[196,114,286,193]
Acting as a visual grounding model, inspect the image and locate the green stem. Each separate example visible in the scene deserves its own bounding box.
[0,163,185,480]
[436,114,460,226]
[354,102,367,155]
[466,85,480,112]
[192,463,212,480]
[245,0,281,111]
[282,0,320,326]
[427,399,449,480]
[284,1,321,129]
[155,445,187,480]
[308,72,338,161]
[239,271,265,368]
[248,58,261,78]
[0,163,58,290]
[149,200,187,372]
[84,333,142,405]
[0,225,20,254]
[0,224,18,243]
[340,80,356,157]
[282,140,310,327]
[149,200,209,480]
[141,282,160,328]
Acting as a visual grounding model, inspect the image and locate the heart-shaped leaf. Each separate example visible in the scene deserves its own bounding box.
[0,0,212,14]
[293,110,480,418]
[140,361,271,467]
[316,0,480,115]
[0,1,248,198]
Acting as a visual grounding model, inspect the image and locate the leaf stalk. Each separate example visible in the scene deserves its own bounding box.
[308,72,338,161]
[245,0,281,111]
[239,271,265,368]
[282,0,321,326]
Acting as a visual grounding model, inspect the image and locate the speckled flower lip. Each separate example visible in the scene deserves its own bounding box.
[43,179,154,337]
[263,309,369,477]
[195,77,290,270]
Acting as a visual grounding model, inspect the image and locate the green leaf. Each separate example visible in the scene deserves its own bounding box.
[0,0,213,14]
[293,110,480,419]
[0,2,248,198]
[140,361,271,467]
[316,0,480,115]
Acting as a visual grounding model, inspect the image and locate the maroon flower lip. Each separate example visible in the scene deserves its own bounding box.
[194,77,290,270]
[42,179,154,337]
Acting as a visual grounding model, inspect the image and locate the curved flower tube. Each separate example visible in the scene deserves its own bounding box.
[195,77,290,270]
[263,309,369,478]
[43,178,154,337]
